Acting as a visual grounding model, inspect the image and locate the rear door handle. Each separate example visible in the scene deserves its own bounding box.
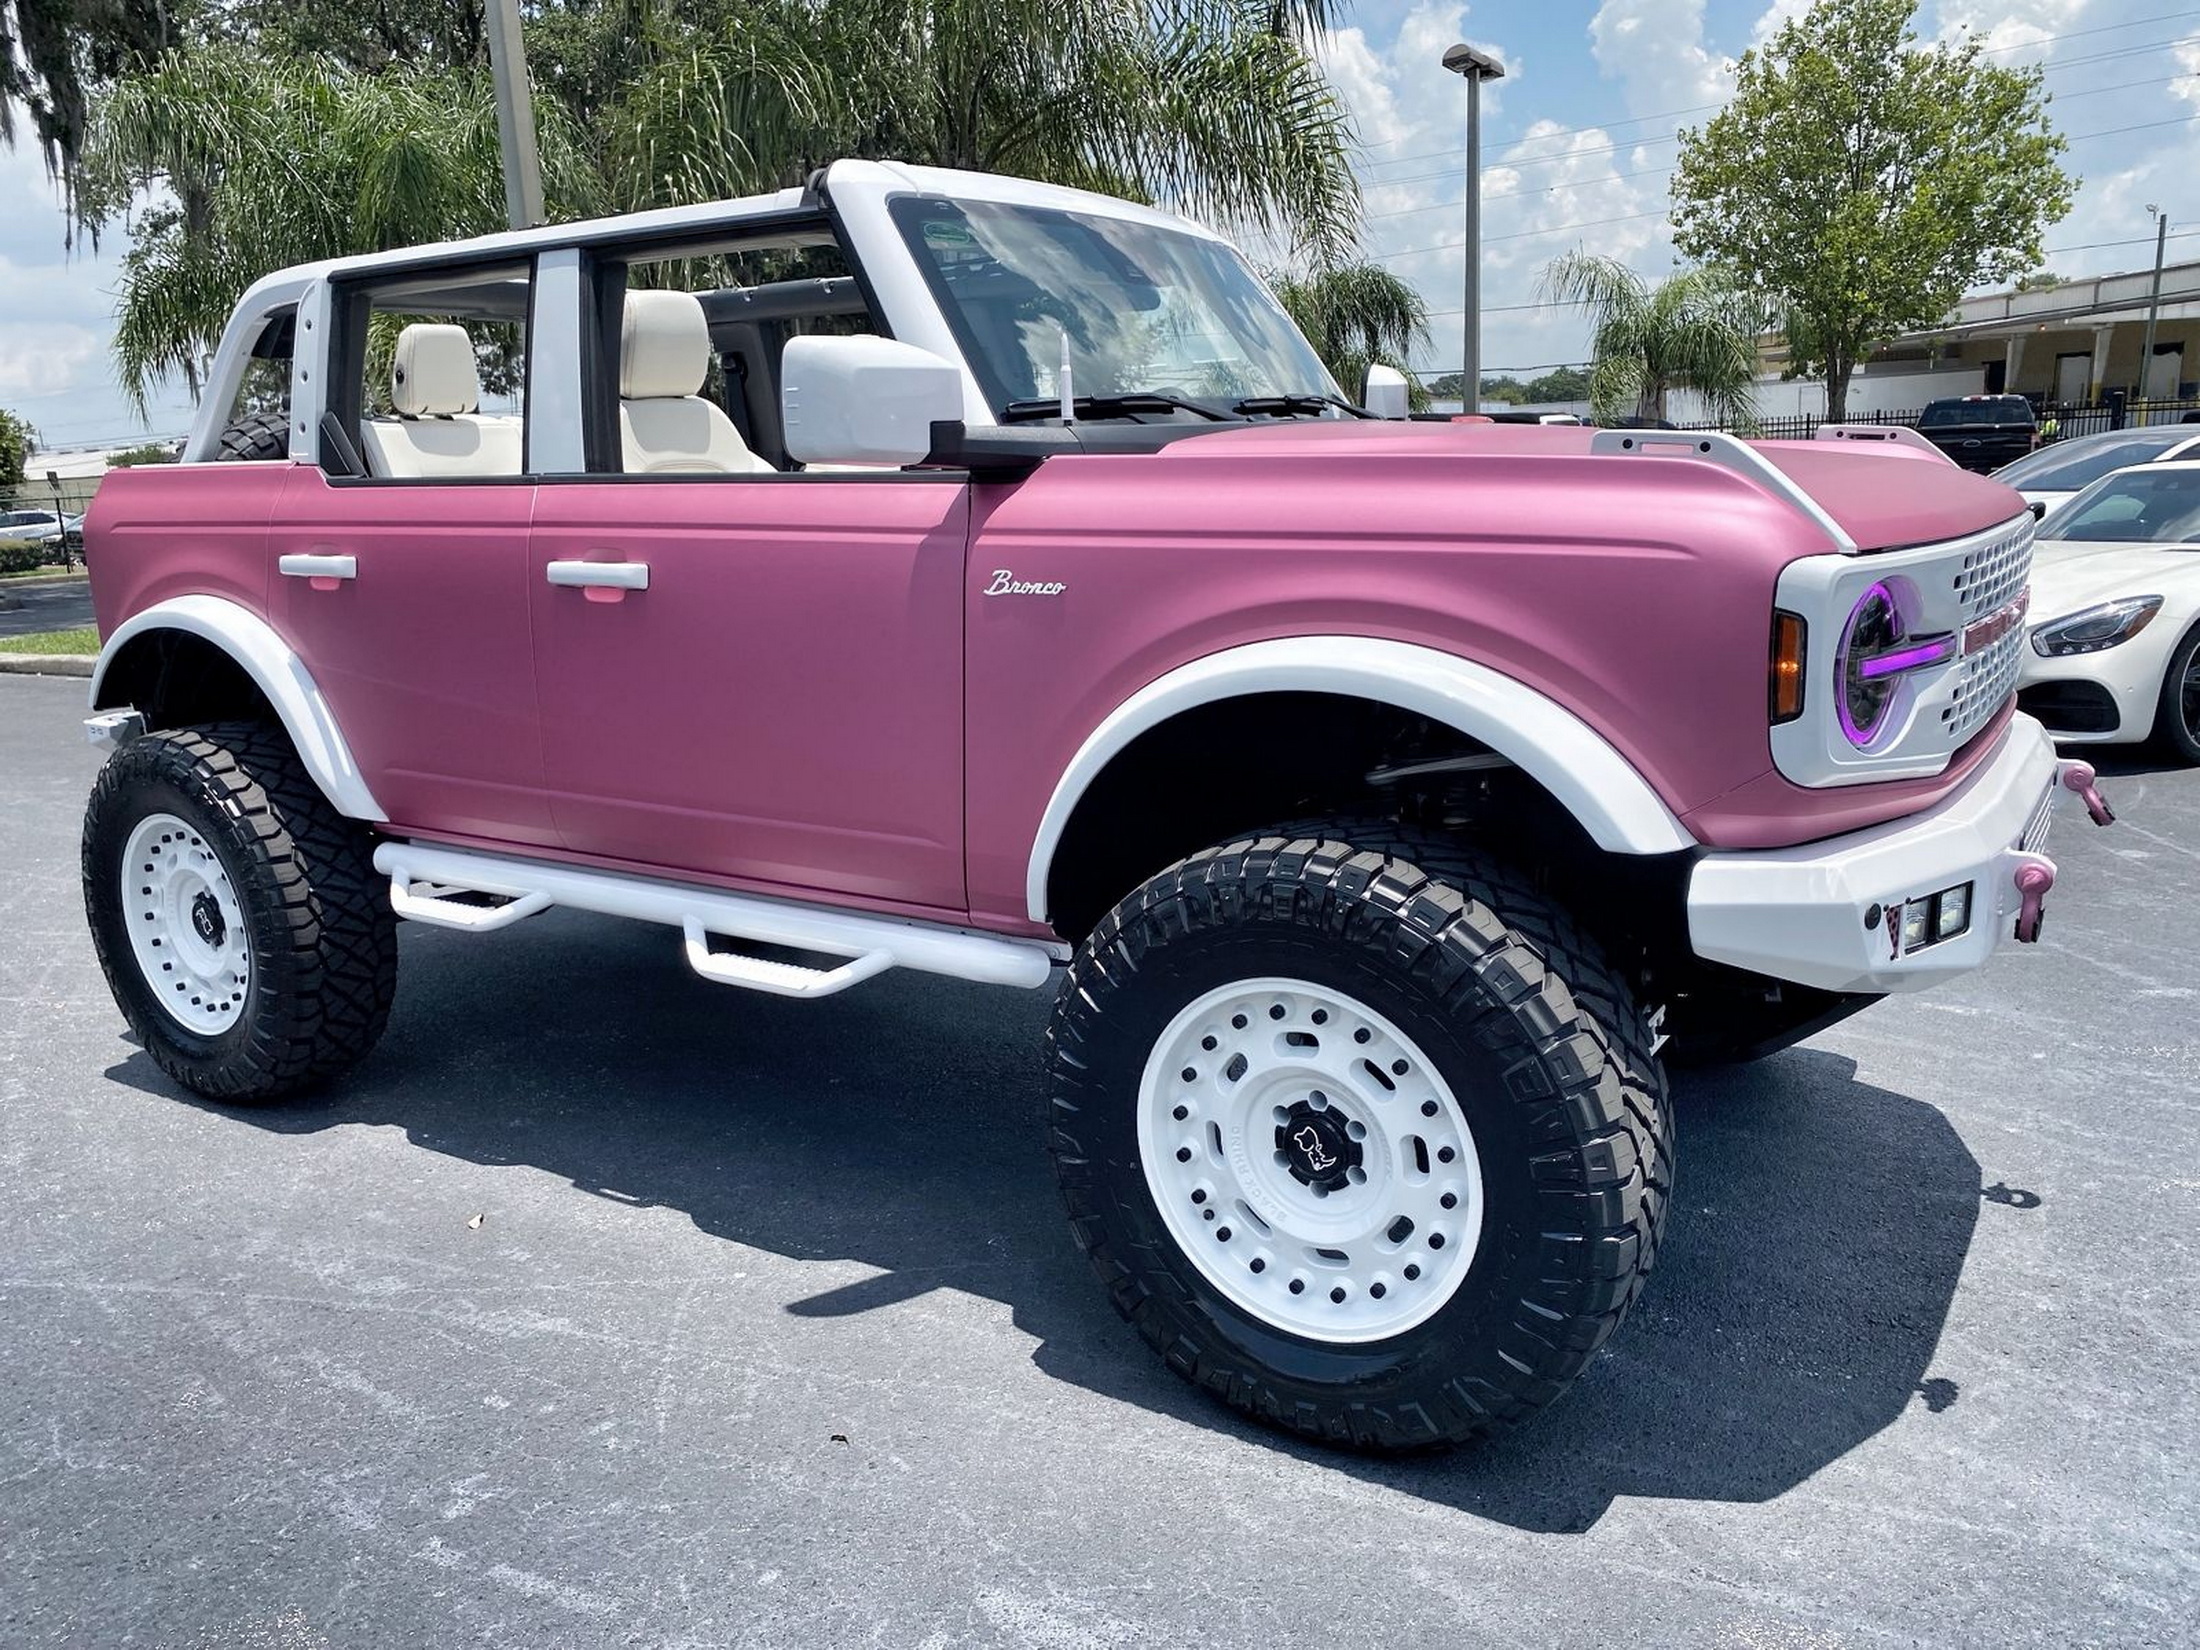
[546,560,649,591]
[278,553,356,584]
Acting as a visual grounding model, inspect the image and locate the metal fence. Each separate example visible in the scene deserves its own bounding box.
[1676,396,2200,442]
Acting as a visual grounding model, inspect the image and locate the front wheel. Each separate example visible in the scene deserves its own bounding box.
[1047,833,1672,1451]
[83,721,398,1102]
[2157,622,2200,765]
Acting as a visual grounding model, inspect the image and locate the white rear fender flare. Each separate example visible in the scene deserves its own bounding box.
[1025,636,1695,925]
[89,596,387,822]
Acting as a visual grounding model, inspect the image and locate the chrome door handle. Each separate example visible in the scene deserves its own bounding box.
[278,553,356,582]
[546,560,649,591]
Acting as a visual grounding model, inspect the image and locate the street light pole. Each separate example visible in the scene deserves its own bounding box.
[1442,43,1506,413]
[45,468,66,572]
[2138,205,2169,411]
[485,0,546,230]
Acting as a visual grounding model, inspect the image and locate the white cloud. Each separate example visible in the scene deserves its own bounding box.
[1590,0,1732,118]
[0,318,101,401]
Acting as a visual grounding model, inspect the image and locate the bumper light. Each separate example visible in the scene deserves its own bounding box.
[1897,882,1974,955]
[2029,595,2162,657]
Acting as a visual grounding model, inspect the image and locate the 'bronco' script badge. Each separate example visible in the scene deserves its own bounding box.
[984,570,1066,597]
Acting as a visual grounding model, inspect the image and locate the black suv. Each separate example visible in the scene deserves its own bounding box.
[1916,395,2040,473]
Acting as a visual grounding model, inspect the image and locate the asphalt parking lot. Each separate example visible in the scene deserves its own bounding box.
[0,578,93,639]
[3,670,2194,1649]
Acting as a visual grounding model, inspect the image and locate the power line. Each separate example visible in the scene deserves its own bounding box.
[1364,106,2200,232]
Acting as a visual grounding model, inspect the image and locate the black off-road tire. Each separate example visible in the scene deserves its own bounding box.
[1047,828,1672,1451]
[83,722,397,1103]
[215,411,290,463]
[2156,622,2200,766]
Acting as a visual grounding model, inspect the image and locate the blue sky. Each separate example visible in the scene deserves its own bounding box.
[4,0,2199,447]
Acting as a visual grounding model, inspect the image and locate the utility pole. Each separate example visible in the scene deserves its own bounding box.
[2138,205,2169,412]
[1441,44,1505,413]
[485,0,546,231]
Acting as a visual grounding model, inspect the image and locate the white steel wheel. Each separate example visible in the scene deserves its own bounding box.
[119,812,251,1035]
[1136,976,1485,1344]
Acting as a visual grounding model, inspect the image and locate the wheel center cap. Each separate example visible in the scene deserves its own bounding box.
[1276,1098,1360,1193]
[190,891,225,947]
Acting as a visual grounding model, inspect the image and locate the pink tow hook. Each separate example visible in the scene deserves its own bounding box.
[2060,759,2116,826]
[2010,853,2056,943]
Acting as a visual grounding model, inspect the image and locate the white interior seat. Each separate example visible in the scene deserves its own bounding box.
[358,322,524,479]
[620,290,770,474]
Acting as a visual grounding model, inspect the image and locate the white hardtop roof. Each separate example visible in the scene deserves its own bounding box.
[226,160,1225,313]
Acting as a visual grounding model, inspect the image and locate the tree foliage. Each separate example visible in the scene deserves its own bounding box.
[1268,262,1429,406]
[0,407,34,490]
[1538,251,1759,428]
[80,45,600,407]
[1670,0,2071,422]
[65,1,1365,406]
[0,0,178,214]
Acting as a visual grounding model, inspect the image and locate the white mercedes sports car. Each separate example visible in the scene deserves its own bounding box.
[2018,459,2200,764]
[1991,424,2200,515]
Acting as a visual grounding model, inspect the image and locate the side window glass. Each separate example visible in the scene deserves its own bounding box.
[339,263,532,480]
[595,235,877,476]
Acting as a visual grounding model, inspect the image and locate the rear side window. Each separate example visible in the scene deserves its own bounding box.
[328,262,533,480]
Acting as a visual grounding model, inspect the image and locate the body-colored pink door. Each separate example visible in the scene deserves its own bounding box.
[272,467,555,846]
[528,479,969,912]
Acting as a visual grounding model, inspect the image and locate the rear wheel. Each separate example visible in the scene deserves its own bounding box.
[83,722,397,1102]
[2157,623,2200,765]
[1047,830,1671,1450]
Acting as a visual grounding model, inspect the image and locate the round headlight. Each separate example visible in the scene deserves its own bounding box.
[1838,583,1902,747]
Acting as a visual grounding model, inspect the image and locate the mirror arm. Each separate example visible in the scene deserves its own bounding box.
[921,420,1079,479]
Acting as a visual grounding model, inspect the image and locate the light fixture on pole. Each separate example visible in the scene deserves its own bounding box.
[1441,42,1506,413]
[2139,204,2169,407]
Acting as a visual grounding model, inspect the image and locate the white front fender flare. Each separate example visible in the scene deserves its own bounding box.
[89,595,387,822]
[1026,636,1695,925]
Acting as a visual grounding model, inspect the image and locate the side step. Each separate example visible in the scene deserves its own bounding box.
[373,842,1061,1000]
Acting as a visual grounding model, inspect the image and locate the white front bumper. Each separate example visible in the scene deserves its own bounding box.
[1687,716,2066,995]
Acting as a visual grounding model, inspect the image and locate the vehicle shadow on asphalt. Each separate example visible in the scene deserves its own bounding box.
[108,911,1981,1536]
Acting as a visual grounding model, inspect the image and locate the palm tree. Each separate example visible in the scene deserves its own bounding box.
[81,2,1364,408]
[1268,263,1429,404]
[1538,251,1760,429]
[83,47,600,408]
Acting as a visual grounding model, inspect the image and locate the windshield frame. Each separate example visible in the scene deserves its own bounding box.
[887,194,1342,421]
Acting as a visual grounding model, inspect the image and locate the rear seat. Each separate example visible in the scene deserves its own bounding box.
[357,323,524,478]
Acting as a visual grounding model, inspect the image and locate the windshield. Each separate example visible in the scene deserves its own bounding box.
[1994,431,2193,491]
[2041,469,2200,543]
[891,196,1340,416]
[1920,399,2032,428]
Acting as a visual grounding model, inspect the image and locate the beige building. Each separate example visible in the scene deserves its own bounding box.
[1673,257,2200,424]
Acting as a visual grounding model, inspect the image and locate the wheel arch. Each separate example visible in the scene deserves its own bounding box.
[1028,637,1694,928]
[89,596,386,822]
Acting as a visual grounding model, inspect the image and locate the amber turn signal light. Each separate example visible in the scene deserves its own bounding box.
[1770,611,1807,723]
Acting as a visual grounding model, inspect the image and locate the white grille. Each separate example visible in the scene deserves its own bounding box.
[1952,516,2033,623]
[1941,515,2034,748]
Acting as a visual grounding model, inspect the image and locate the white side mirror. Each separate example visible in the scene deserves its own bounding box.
[1360,363,1410,420]
[781,337,965,466]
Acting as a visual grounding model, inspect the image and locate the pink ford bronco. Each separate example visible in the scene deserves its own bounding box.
[79,162,2112,1451]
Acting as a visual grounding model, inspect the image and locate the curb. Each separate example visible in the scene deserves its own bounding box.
[0,655,93,678]
[0,571,90,589]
